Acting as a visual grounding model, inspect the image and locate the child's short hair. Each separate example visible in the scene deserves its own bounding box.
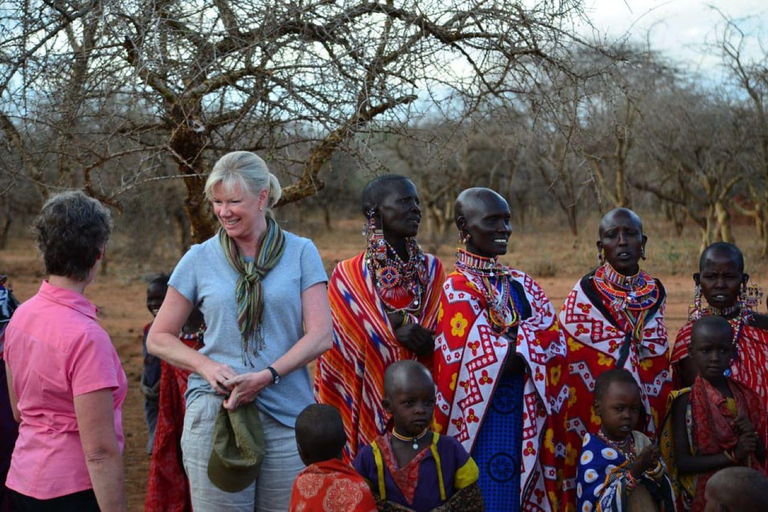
[593,369,639,402]
[690,315,733,348]
[383,360,433,398]
[149,273,170,289]
[296,404,346,463]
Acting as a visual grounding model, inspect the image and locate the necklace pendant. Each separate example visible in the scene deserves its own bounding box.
[412,441,419,450]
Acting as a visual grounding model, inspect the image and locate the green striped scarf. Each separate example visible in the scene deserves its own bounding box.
[219,217,286,364]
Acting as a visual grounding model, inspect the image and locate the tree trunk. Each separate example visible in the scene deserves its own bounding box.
[700,212,716,253]
[567,206,579,237]
[168,105,216,244]
[324,205,333,231]
[0,215,10,250]
[715,201,733,243]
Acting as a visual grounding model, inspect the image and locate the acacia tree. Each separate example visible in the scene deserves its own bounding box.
[716,13,768,256]
[576,47,679,209]
[633,86,747,250]
[1,0,586,243]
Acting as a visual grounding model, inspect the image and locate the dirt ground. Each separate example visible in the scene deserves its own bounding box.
[2,217,767,511]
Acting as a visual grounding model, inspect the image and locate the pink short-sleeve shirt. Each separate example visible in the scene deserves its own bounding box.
[4,280,127,499]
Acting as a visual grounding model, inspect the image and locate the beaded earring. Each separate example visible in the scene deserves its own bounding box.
[597,248,605,265]
[641,247,646,260]
[746,283,764,312]
[363,208,375,236]
[364,209,387,263]
[688,284,702,321]
[739,281,748,311]
[460,232,470,244]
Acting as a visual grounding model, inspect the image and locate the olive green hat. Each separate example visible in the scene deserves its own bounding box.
[207,403,265,492]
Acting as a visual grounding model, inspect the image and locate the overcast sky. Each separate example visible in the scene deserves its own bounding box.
[581,0,766,78]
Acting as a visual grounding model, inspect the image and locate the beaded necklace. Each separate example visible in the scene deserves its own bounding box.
[179,325,205,350]
[391,427,430,450]
[597,429,636,463]
[593,263,659,345]
[366,231,428,315]
[455,249,519,335]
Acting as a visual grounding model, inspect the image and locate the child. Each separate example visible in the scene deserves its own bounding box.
[289,404,377,512]
[353,360,483,512]
[669,316,766,511]
[142,273,169,454]
[145,305,204,512]
[576,369,675,511]
[704,466,768,511]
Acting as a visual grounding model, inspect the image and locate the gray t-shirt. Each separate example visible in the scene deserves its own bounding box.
[169,230,327,427]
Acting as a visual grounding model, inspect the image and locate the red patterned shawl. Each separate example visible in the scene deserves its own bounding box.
[145,361,194,512]
[558,271,671,508]
[671,318,768,406]
[689,376,767,512]
[289,458,377,512]
[433,269,568,511]
[315,251,444,461]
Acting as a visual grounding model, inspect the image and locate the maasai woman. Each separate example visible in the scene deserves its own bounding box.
[559,207,671,508]
[433,188,568,512]
[670,242,768,404]
[315,175,445,461]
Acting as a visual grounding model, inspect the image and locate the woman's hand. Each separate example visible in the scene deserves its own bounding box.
[222,370,272,410]
[502,331,525,375]
[734,431,758,461]
[393,323,435,356]
[197,358,238,395]
[735,413,755,435]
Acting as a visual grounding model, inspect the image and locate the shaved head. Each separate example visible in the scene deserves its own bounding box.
[700,242,745,273]
[361,174,412,216]
[691,316,733,349]
[383,360,434,399]
[295,404,347,465]
[705,467,768,511]
[454,187,508,225]
[598,208,643,238]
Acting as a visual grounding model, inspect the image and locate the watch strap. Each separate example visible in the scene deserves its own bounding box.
[266,366,280,384]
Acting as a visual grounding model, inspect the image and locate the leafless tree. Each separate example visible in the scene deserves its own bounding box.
[716,11,768,256]
[1,0,587,244]
[633,86,747,250]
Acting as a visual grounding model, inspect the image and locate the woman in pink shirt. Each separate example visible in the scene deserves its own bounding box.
[4,191,127,512]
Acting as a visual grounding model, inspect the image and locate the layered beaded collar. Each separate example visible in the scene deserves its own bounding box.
[455,248,507,277]
[454,249,519,335]
[706,305,740,317]
[365,234,428,315]
[593,263,658,312]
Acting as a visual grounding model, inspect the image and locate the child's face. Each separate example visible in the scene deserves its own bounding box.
[595,381,642,442]
[146,283,167,318]
[689,328,733,381]
[385,375,435,437]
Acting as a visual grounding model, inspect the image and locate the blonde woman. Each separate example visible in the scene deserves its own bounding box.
[148,151,332,511]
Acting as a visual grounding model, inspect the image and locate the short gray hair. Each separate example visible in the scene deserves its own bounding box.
[34,190,112,281]
[204,151,282,218]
